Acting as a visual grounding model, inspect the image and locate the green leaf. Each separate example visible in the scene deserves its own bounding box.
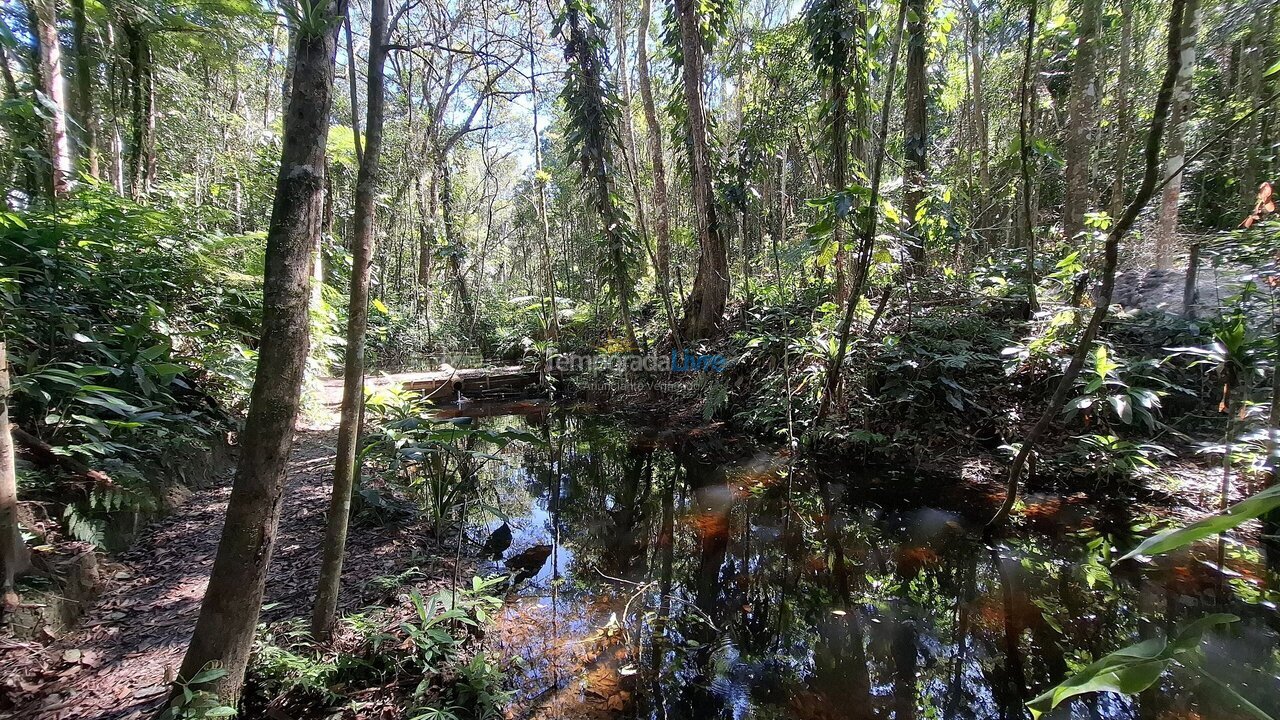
[1028,615,1239,718]
[1118,485,1280,561]
[188,667,228,685]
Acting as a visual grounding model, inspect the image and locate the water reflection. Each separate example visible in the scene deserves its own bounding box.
[463,410,1280,720]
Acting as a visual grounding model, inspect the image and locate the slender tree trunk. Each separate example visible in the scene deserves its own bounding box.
[903,0,928,272]
[417,153,439,317]
[814,0,907,425]
[441,154,475,331]
[675,0,728,340]
[1110,0,1134,220]
[122,18,152,200]
[70,0,98,178]
[1063,0,1101,242]
[528,0,559,341]
[1018,0,1039,314]
[343,8,363,168]
[636,0,679,347]
[831,66,850,301]
[968,4,991,237]
[991,0,1188,526]
[1,342,31,601]
[30,0,73,197]
[1153,0,1200,270]
[175,0,345,703]
[311,0,386,641]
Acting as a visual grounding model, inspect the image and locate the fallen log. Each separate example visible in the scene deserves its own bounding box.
[11,427,113,487]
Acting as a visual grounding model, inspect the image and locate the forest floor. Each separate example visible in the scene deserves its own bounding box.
[0,382,437,720]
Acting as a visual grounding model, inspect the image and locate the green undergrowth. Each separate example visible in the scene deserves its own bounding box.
[244,576,511,720]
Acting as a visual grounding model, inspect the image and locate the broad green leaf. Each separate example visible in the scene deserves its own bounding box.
[1028,615,1238,718]
[1118,485,1280,561]
[188,667,228,685]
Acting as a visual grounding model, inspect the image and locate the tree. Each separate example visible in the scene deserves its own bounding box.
[175,0,347,702]
[635,0,679,346]
[527,0,560,341]
[1153,0,1200,270]
[674,0,729,340]
[28,0,73,196]
[70,0,97,178]
[992,0,1190,526]
[803,0,855,298]
[312,0,388,641]
[902,0,928,271]
[1,341,31,603]
[815,0,907,424]
[1063,0,1101,243]
[555,0,640,349]
[805,0,857,298]
[1017,0,1039,314]
[1109,0,1134,220]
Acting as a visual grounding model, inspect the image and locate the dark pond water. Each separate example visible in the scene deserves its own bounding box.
[463,407,1280,720]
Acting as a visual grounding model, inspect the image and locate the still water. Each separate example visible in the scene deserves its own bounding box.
[464,408,1280,720]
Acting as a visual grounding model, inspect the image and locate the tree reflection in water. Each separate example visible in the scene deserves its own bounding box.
[470,410,1280,720]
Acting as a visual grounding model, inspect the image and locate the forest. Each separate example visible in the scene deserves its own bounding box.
[1,0,1280,716]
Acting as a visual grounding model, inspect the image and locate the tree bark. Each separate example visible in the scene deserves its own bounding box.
[903,0,928,272]
[1,342,32,601]
[311,0,387,641]
[636,0,679,346]
[814,0,907,425]
[175,0,345,703]
[121,17,153,200]
[1110,0,1134,220]
[967,4,991,238]
[831,52,850,300]
[1063,0,1101,242]
[991,0,1188,526]
[30,0,73,197]
[1018,0,1039,314]
[343,7,363,168]
[675,0,729,340]
[1153,0,1199,270]
[441,154,475,332]
[528,0,559,341]
[70,0,98,178]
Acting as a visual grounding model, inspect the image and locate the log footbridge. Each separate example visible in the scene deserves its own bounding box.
[363,365,567,402]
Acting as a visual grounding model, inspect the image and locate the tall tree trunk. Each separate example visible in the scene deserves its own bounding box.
[528,0,559,341]
[814,0,907,425]
[903,0,928,272]
[175,0,345,703]
[441,154,475,332]
[122,18,153,200]
[30,0,73,197]
[1063,0,1101,242]
[991,0,1188,526]
[1,342,31,602]
[311,0,387,641]
[967,3,991,238]
[1110,0,1134,220]
[1018,0,1039,314]
[70,0,97,178]
[417,152,439,317]
[675,0,729,340]
[636,0,679,346]
[1153,0,1200,270]
[343,8,363,167]
[830,60,850,301]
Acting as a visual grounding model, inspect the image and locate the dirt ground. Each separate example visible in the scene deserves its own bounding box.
[0,383,432,720]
